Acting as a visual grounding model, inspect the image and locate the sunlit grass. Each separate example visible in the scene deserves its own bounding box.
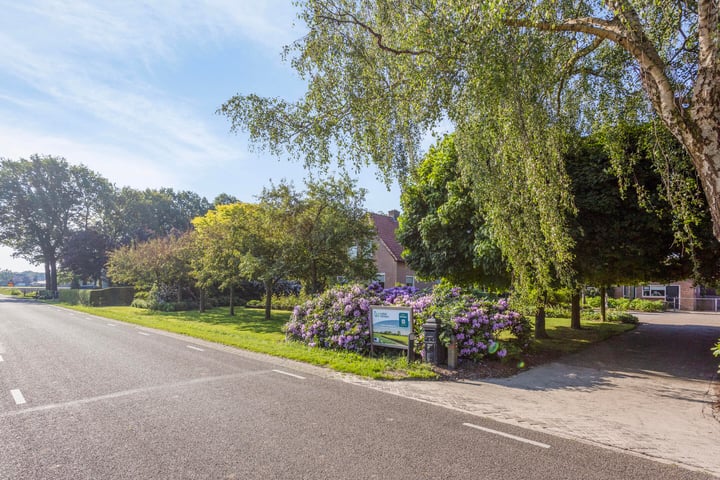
[58,304,437,380]
[41,300,636,378]
[532,317,636,355]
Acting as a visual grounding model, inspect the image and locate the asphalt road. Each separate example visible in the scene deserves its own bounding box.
[0,297,713,479]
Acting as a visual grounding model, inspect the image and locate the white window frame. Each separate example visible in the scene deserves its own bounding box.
[642,285,666,298]
[405,275,415,287]
[375,273,386,286]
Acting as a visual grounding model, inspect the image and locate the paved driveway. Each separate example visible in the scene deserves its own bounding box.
[341,312,720,476]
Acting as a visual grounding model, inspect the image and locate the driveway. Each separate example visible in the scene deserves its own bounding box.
[340,312,720,476]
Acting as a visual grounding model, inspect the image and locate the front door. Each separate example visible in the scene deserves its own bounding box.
[665,285,680,310]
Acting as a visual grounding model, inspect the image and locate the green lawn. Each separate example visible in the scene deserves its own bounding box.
[37,301,636,379]
[532,316,636,355]
[57,304,436,380]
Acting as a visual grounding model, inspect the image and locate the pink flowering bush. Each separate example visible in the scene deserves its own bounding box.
[285,282,530,362]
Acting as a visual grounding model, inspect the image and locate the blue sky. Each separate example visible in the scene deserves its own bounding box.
[0,1,405,272]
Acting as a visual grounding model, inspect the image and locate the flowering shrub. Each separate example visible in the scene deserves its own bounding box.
[285,283,531,362]
[417,284,532,361]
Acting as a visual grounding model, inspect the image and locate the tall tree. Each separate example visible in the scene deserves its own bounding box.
[0,155,111,292]
[397,135,509,288]
[105,187,212,246]
[259,176,377,294]
[61,230,111,287]
[106,232,194,303]
[194,202,295,320]
[220,0,720,282]
[191,203,254,315]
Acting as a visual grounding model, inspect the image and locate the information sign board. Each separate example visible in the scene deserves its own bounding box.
[369,306,413,349]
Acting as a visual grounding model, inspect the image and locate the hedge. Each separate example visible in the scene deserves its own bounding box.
[58,287,135,307]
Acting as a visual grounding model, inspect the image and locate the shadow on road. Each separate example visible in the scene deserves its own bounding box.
[485,314,720,392]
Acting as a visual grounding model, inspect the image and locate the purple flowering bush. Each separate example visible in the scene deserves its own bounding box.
[423,284,532,361]
[285,282,531,362]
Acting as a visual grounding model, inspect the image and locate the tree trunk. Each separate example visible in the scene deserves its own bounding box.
[49,259,58,295]
[600,286,607,322]
[199,289,205,313]
[229,286,235,316]
[570,291,582,330]
[44,261,51,292]
[534,292,549,339]
[264,280,273,320]
[535,305,549,339]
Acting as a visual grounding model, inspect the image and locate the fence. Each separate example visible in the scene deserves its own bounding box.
[664,297,720,312]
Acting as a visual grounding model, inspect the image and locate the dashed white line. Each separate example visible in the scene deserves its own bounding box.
[0,355,4,362]
[463,423,550,449]
[137,332,151,336]
[186,345,204,352]
[10,389,26,405]
[271,369,306,380]
[107,323,117,327]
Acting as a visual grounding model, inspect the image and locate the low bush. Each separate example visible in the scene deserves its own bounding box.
[60,287,134,306]
[285,283,531,362]
[627,298,665,312]
[607,311,639,324]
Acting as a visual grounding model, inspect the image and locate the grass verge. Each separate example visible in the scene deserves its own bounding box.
[48,303,635,380]
[56,303,437,380]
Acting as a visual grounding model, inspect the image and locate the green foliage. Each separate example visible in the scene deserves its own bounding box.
[57,304,436,379]
[592,123,720,284]
[398,134,509,288]
[221,0,720,296]
[586,296,664,312]
[107,232,194,298]
[0,155,113,291]
[105,186,211,246]
[259,176,377,294]
[286,283,531,362]
[270,292,314,311]
[607,312,639,324]
[712,339,720,374]
[566,132,693,286]
[61,229,111,286]
[58,287,134,307]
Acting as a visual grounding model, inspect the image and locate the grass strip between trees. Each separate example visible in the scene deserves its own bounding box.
[45,301,635,379]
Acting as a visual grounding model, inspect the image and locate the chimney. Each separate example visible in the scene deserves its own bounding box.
[388,209,400,221]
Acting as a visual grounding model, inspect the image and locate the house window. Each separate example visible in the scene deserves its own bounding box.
[375,273,386,287]
[642,285,666,298]
[405,275,415,287]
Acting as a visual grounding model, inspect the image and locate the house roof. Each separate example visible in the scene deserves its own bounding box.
[370,212,404,262]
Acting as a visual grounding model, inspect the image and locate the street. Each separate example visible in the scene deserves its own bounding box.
[0,297,713,479]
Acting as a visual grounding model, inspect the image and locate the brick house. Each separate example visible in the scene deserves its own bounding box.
[369,211,420,288]
[611,280,720,311]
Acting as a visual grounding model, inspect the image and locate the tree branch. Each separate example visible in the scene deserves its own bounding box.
[315,9,431,56]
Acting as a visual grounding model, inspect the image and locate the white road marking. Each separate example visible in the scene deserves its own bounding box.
[186,345,204,352]
[107,323,117,327]
[137,332,151,336]
[0,355,4,362]
[271,369,306,380]
[1,372,266,418]
[11,389,26,405]
[463,423,550,449]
